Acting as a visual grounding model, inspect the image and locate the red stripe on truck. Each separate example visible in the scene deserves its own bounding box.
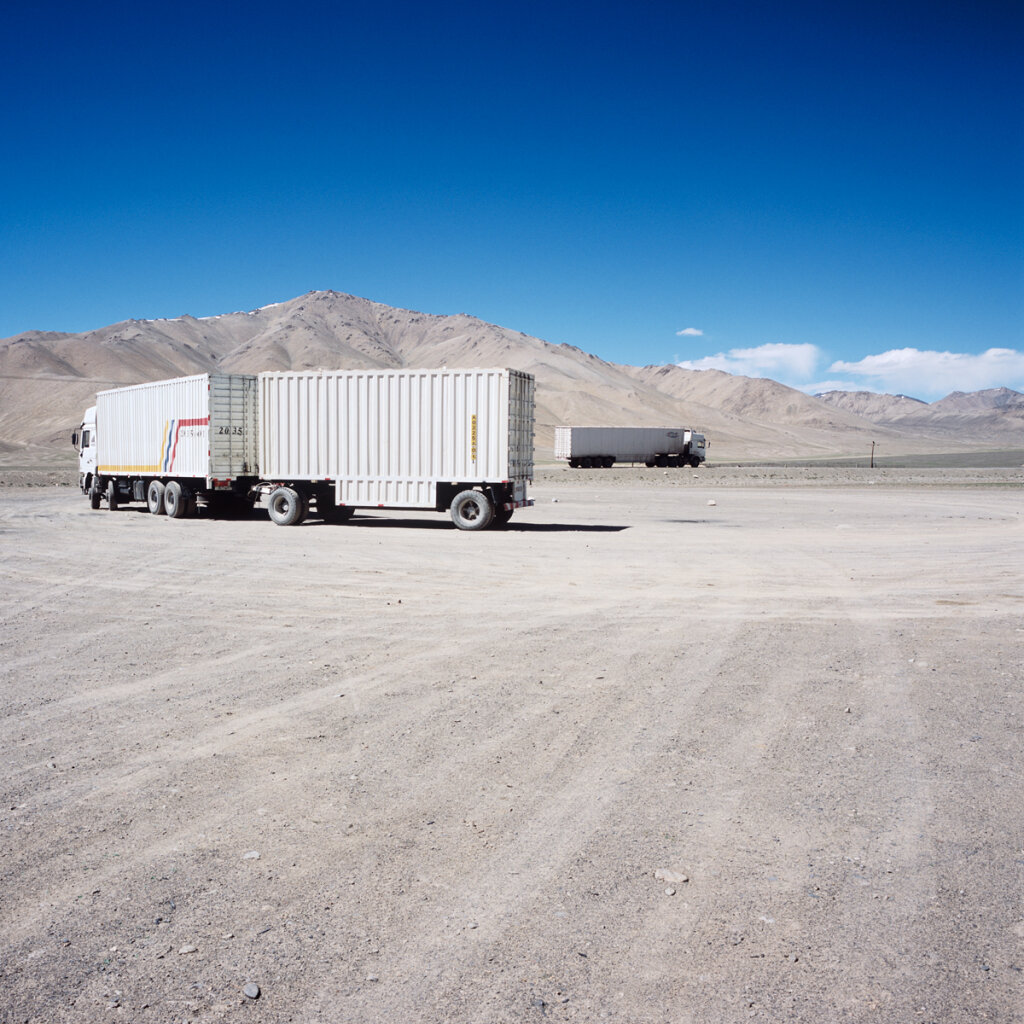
[168,417,210,471]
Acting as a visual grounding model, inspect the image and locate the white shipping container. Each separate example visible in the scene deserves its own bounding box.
[554,425,705,464]
[96,373,259,483]
[259,368,535,508]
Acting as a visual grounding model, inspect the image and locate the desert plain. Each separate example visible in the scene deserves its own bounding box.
[1,465,1022,1023]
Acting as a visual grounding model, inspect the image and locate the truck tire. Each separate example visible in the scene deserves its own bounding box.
[106,479,119,511]
[450,489,494,531]
[147,480,166,515]
[89,482,102,509]
[164,481,189,519]
[689,457,701,468]
[603,456,614,468]
[268,486,304,526]
[491,505,514,528]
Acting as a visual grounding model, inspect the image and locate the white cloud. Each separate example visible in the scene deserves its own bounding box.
[675,327,703,336]
[674,340,1024,400]
[677,342,820,381]
[829,348,1024,398]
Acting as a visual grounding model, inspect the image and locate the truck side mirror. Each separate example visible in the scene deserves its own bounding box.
[71,431,79,447]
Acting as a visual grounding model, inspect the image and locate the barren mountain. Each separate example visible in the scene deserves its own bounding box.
[813,390,930,420]
[1,291,1021,462]
[817,387,1024,445]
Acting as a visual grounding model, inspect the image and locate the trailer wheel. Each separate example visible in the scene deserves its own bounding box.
[450,489,494,531]
[603,456,614,468]
[106,479,119,511]
[164,481,189,519]
[147,480,166,515]
[568,459,579,469]
[89,482,102,509]
[268,486,304,526]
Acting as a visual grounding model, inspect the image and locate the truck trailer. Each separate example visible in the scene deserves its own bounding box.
[73,367,535,530]
[553,426,707,468]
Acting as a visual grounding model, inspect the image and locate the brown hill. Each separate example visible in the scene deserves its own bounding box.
[817,388,1024,446]
[2,290,1021,463]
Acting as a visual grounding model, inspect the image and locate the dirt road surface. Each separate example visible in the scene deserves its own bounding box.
[2,471,1022,1023]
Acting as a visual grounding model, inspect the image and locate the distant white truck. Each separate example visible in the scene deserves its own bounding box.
[554,425,707,468]
[73,368,535,530]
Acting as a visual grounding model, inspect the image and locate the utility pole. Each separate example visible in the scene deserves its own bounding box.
[870,441,876,469]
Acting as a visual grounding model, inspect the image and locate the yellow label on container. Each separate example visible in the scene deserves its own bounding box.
[471,414,478,462]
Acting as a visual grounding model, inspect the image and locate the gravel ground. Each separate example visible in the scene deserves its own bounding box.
[1,476,1022,1023]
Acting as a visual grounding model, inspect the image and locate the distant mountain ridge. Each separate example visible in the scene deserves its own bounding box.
[816,387,1024,443]
[1,290,1021,461]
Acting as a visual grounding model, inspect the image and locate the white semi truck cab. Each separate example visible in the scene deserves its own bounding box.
[72,406,98,499]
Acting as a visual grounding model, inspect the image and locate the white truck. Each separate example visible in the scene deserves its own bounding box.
[554,425,707,468]
[73,368,535,530]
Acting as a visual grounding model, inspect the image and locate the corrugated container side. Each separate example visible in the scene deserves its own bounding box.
[260,368,533,507]
[98,374,212,478]
[556,426,694,460]
[97,373,257,481]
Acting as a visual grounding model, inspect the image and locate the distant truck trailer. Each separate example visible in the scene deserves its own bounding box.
[554,425,707,468]
[73,367,535,530]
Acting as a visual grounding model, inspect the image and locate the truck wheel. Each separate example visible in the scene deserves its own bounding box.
[689,457,701,468]
[450,489,494,531]
[106,479,119,511]
[89,482,102,509]
[147,480,166,515]
[491,505,514,528]
[603,456,614,468]
[268,486,304,526]
[568,459,580,469]
[164,481,189,519]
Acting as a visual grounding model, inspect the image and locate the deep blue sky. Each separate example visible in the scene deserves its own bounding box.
[2,0,1021,398]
